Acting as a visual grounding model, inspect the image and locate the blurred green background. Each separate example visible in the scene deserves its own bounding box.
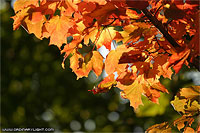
[1,1,199,132]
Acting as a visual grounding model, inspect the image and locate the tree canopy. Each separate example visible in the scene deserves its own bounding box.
[9,0,200,132]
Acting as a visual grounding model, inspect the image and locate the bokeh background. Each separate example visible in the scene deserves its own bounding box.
[1,1,199,132]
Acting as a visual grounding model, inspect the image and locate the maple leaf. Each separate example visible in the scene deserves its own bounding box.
[11,7,31,30]
[149,54,173,79]
[61,36,83,68]
[59,0,81,16]
[171,94,200,116]
[70,50,104,79]
[11,1,200,129]
[91,51,104,77]
[125,0,149,10]
[84,27,117,50]
[173,116,194,131]
[39,0,59,17]
[164,3,185,20]
[70,50,92,79]
[44,15,75,48]
[119,50,146,64]
[117,76,144,109]
[146,122,171,133]
[184,127,195,133]
[116,71,136,85]
[13,0,39,13]
[167,48,190,73]
[84,0,107,5]
[119,23,157,44]
[105,45,131,75]
[78,2,96,15]
[179,86,200,99]
[22,16,45,39]
[90,74,117,94]
[171,96,187,114]
[88,2,118,25]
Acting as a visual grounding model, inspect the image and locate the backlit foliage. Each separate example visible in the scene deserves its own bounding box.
[12,0,199,132]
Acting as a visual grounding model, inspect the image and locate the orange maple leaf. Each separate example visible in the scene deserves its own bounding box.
[125,0,149,10]
[167,48,190,73]
[84,27,117,50]
[105,45,131,75]
[13,0,39,13]
[70,50,104,79]
[44,15,75,48]
[89,74,117,94]
[117,76,144,109]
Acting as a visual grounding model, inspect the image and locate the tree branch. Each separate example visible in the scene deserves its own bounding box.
[142,8,200,71]
[142,8,180,49]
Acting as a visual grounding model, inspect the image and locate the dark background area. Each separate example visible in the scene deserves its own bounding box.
[1,1,198,132]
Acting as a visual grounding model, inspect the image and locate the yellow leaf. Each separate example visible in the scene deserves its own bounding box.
[180,86,200,99]
[184,127,195,133]
[91,51,104,77]
[171,96,187,114]
[117,77,144,109]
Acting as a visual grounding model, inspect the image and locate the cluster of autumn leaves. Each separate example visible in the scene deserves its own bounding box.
[12,0,199,132]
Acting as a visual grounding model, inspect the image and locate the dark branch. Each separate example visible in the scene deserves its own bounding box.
[142,8,200,71]
[142,8,180,48]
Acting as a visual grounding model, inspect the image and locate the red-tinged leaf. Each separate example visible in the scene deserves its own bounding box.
[89,2,116,25]
[117,77,144,109]
[13,0,39,13]
[31,11,44,24]
[39,0,59,16]
[119,50,146,64]
[147,54,173,79]
[78,2,96,15]
[176,2,199,10]
[119,23,157,44]
[117,71,136,85]
[164,4,185,20]
[45,15,74,48]
[126,0,149,10]
[143,86,161,104]
[157,63,173,79]
[167,48,190,73]
[141,76,168,103]
[91,51,104,77]
[197,125,200,132]
[131,61,150,76]
[60,0,80,16]
[89,74,116,94]
[96,27,117,50]
[84,0,107,5]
